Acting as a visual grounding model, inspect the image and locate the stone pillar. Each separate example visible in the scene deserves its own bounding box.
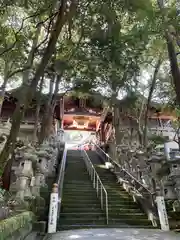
[135,151,151,187]
[169,155,180,200]
[148,153,166,195]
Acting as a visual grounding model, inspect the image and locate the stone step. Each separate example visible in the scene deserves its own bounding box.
[62,189,96,193]
[107,192,132,198]
[107,194,132,199]
[168,211,180,220]
[62,194,132,202]
[63,180,91,183]
[62,199,99,204]
[61,202,139,209]
[61,212,146,219]
[63,187,93,190]
[62,196,98,201]
[109,212,147,218]
[57,152,155,231]
[64,178,91,181]
[63,184,92,189]
[63,187,94,191]
[59,217,152,225]
[108,199,136,205]
[60,212,105,219]
[65,162,84,164]
[59,218,106,225]
[61,206,142,213]
[63,192,97,197]
[58,224,156,230]
[61,203,101,208]
[65,172,87,174]
[61,207,102,213]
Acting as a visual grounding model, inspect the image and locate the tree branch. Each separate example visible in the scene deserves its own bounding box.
[0,9,52,57]
[7,66,30,79]
[35,13,56,50]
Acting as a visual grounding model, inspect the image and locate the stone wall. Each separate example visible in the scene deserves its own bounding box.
[0,211,34,240]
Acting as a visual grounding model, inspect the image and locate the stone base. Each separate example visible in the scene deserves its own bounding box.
[7,224,32,240]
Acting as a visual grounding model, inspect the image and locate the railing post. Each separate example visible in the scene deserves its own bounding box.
[91,168,93,180]
[93,170,95,188]
[96,177,99,196]
[80,147,108,225]
[105,195,108,224]
[101,185,103,209]
[47,183,59,233]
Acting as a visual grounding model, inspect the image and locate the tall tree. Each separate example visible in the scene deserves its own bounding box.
[0,0,78,167]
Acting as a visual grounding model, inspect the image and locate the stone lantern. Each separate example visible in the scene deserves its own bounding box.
[135,150,151,187]
[168,153,180,200]
[118,145,130,169]
[40,142,58,175]
[148,153,166,195]
[32,150,50,197]
[127,148,136,175]
[163,178,177,200]
[14,148,38,200]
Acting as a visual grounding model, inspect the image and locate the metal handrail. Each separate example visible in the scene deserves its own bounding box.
[47,144,67,233]
[81,148,109,224]
[94,143,154,196]
[81,142,163,227]
[57,147,67,216]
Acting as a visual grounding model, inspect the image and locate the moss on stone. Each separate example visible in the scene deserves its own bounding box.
[0,211,35,240]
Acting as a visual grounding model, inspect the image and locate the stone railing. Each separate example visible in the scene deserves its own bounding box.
[102,141,180,229]
[106,143,180,202]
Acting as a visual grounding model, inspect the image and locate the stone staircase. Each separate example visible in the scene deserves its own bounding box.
[57,150,158,230]
[87,150,158,229]
[57,150,105,230]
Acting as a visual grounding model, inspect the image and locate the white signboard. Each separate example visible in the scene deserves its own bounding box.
[48,192,59,233]
[156,196,169,231]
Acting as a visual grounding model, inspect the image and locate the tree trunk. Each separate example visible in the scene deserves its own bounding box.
[0,62,9,117]
[113,105,127,164]
[157,0,180,104]
[137,98,146,146]
[166,33,180,104]
[143,58,162,148]
[0,24,41,167]
[113,105,124,142]
[0,0,77,167]
[39,74,61,143]
[39,76,55,143]
[32,76,45,143]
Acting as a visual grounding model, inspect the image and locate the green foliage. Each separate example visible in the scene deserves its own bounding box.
[148,134,168,145]
[0,0,179,157]
[156,162,170,179]
[0,211,35,240]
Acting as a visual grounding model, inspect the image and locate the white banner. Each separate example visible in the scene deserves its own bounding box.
[156,196,169,231]
[48,192,59,233]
